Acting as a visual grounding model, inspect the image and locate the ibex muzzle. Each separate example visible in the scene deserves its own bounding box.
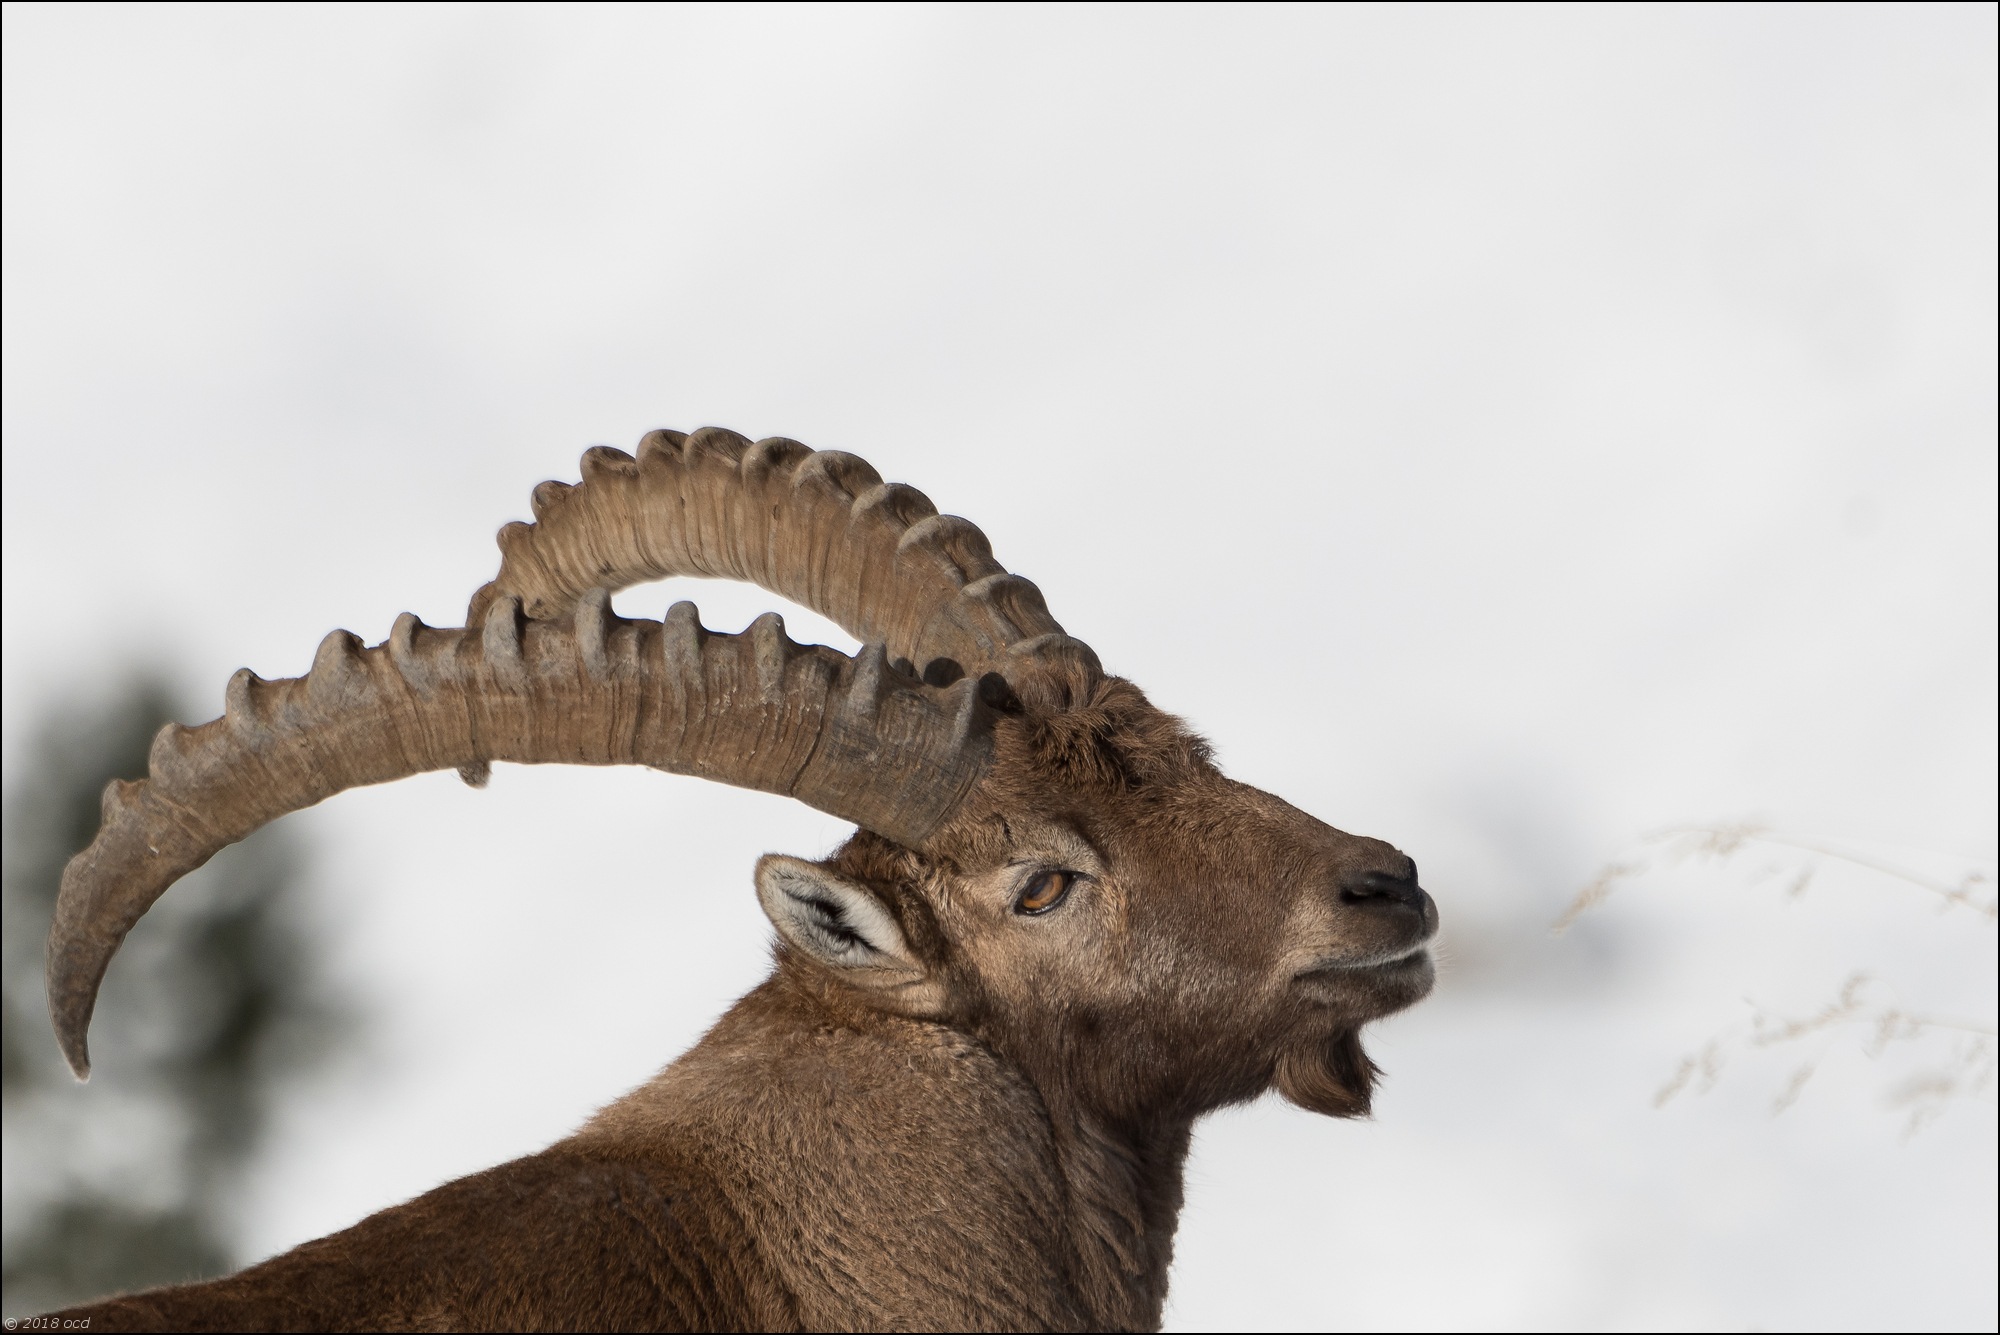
[41,428,1438,1332]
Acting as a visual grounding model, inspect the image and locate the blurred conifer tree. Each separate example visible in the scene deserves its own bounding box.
[2,675,350,1316]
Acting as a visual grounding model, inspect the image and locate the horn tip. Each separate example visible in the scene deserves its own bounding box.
[62,1041,91,1082]
[48,969,96,1081]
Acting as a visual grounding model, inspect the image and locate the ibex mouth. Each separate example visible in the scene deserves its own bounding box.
[1296,942,1432,978]
[1293,946,1436,1017]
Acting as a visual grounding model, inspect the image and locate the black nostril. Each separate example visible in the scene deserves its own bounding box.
[1341,869,1426,911]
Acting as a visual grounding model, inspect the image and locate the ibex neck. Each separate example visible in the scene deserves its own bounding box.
[586,976,1194,1331]
[1044,1102,1194,1331]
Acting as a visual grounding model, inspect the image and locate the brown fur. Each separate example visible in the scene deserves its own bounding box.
[45,679,1435,1332]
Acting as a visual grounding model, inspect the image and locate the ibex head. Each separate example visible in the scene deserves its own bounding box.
[48,428,1435,1137]
[777,701,1435,1127]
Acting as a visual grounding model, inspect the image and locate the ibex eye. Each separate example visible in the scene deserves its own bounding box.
[1015,870,1075,916]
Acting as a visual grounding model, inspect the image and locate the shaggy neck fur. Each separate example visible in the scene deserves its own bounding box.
[583,967,1194,1331]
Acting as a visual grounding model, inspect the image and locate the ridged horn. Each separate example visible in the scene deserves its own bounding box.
[466,429,1103,693]
[46,592,993,1079]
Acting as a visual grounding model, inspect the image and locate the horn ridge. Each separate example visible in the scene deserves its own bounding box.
[45,603,992,1080]
[469,430,1095,695]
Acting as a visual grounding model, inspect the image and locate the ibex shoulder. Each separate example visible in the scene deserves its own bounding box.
[46,1143,795,1332]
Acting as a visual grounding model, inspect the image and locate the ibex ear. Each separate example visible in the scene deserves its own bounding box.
[756,855,937,1006]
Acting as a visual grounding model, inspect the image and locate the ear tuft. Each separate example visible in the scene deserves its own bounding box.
[755,855,921,977]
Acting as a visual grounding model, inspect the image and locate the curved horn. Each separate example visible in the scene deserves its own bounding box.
[47,592,992,1079]
[468,429,1103,693]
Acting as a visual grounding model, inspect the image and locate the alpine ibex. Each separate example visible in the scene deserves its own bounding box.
[41,428,1437,1332]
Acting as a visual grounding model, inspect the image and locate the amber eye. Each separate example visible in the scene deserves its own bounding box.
[1015,869,1075,916]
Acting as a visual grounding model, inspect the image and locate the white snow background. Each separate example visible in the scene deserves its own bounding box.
[4,5,1994,1330]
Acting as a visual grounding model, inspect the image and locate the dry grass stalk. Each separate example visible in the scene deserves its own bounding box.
[1564,822,1997,1135]
[1555,823,1997,933]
